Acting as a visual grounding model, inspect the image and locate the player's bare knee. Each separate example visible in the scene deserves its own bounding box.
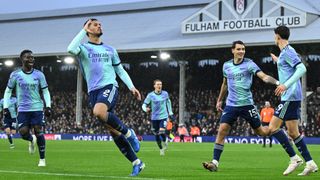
[93,104,108,121]
[93,109,107,120]
[268,126,279,134]
[218,125,230,135]
[255,127,268,136]
[19,127,29,136]
[287,130,299,139]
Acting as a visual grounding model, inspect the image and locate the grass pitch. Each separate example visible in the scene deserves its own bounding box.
[0,139,319,179]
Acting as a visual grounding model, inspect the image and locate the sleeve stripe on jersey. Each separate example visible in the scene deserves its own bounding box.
[293,62,302,68]
[254,70,262,75]
[41,86,48,90]
[112,63,121,66]
[7,86,13,89]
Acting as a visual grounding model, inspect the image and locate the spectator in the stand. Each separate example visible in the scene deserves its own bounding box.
[166,119,174,142]
[190,123,200,142]
[178,124,188,142]
[260,101,274,147]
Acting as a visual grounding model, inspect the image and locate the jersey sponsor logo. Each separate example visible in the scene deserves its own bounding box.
[18,82,38,90]
[229,72,245,81]
[88,52,110,63]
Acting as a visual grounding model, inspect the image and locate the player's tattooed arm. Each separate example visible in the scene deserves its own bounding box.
[256,71,279,85]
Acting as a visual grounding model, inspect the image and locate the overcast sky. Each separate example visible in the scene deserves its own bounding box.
[0,0,152,14]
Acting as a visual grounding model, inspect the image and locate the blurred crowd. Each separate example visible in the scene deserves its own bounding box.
[44,86,320,137]
[1,60,319,137]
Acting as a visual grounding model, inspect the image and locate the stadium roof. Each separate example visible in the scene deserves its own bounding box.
[0,0,319,57]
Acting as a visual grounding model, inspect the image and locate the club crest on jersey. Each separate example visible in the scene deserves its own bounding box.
[234,0,247,15]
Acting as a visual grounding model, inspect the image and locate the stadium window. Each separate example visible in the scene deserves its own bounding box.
[308,55,320,61]
[169,61,178,68]
[122,63,130,70]
[198,59,219,67]
[262,57,274,63]
[60,64,77,71]
[139,62,158,68]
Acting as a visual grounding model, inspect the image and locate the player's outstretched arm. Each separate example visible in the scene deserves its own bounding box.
[67,20,93,55]
[216,78,227,112]
[130,87,141,101]
[256,71,279,85]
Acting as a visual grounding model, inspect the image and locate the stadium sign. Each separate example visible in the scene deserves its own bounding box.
[182,0,307,34]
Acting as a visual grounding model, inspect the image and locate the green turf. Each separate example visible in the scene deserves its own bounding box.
[0,139,319,179]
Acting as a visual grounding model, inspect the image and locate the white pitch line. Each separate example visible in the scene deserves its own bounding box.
[0,170,167,180]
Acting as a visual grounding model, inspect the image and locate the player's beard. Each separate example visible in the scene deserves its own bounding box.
[23,61,34,72]
[97,32,103,37]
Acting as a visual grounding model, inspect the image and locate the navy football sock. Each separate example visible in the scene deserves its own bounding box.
[213,143,224,161]
[113,134,137,162]
[294,135,312,161]
[7,134,13,144]
[36,134,46,159]
[106,112,128,135]
[271,129,296,157]
[21,133,33,142]
[155,135,163,149]
[160,134,167,142]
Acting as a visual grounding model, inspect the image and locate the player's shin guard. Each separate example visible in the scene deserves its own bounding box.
[113,134,138,162]
[213,143,224,161]
[36,134,46,159]
[7,134,13,144]
[294,135,312,162]
[155,135,163,149]
[271,129,296,157]
[106,112,129,135]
